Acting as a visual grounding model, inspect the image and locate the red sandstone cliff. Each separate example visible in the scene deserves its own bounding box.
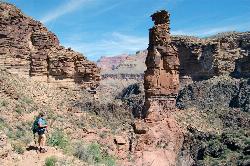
[0,2,100,89]
[172,32,250,87]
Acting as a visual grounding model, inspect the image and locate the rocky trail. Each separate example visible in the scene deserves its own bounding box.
[3,146,65,166]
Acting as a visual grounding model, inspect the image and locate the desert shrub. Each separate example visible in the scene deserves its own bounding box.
[20,96,33,105]
[15,129,26,139]
[46,110,57,121]
[87,143,102,163]
[48,130,69,150]
[73,142,116,166]
[102,154,116,166]
[99,131,108,139]
[74,99,132,132]
[0,99,7,107]
[45,156,57,166]
[12,142,25,154]
[15,106,23,114]
[7,128,25,140]
[0,118,7,130]
[73,142,101,163]
[73,142,88,161]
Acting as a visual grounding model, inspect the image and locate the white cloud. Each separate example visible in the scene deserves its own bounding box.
[91,2,121,17]
[40,0,91,23]
[63,32,148,61]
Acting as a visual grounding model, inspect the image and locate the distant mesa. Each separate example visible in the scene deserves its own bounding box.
[97,50,147,80]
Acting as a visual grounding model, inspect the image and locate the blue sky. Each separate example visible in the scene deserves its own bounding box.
[5,0,250,61]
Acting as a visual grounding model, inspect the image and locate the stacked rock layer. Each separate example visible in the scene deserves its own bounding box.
[172,32,250,87]
[0,2,100,89]
[144,10,180,114]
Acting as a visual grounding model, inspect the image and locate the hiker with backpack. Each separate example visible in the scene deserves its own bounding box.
[33,112,48,153]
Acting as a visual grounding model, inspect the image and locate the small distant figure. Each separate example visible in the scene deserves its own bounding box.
[32,112,48,153]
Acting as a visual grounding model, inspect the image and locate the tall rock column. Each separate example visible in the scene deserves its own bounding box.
[144,10,180,118]
[130,11,183,166]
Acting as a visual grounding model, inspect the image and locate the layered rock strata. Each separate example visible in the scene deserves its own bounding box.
[144,10,180,113]
[172,32,250,87]
[0,2,100,89]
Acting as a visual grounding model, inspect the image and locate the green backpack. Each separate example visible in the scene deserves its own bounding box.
[32,118,47,134]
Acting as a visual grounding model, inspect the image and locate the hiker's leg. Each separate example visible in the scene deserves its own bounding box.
[38,135,42,148]
[39,134,47,153]
[40,134,46,149]
[38,135,42,147]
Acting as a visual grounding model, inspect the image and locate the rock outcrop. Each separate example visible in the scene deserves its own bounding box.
[172,32,250,87]
[132,117,184,166]
[141,10,250,166]
[131,11,183,166]
[0,2,100,89]
[144,10,180,113]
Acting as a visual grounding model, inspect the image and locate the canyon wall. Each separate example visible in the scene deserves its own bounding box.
[0,2,100,89]
[97,50,147,80]
[172,32,250,87]
[97,54,129,72]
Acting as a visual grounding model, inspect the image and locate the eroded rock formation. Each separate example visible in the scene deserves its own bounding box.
[144,10,180,114]
[0,2,100,89]
[140,10,250,166]
[172,32,250,87]
[131,11,183,166]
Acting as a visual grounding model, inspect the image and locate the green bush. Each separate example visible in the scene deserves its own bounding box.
[73,142,116,166]
[48,130,69,150]
[102,155,116,166]
[87,143,103,163]
[45,156,57,166]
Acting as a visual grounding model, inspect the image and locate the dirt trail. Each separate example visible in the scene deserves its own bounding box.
[2,146,64,166]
